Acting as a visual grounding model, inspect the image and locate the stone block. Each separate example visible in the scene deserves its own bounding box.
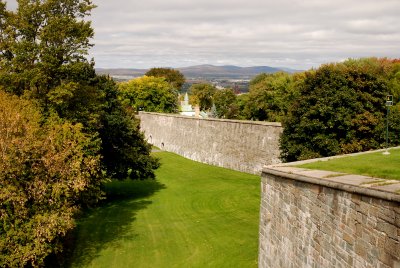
[384,237,400,259]
[377,220,398,240]
[355,211,362,223]
[346,256,354,266]
[395,213,400,228]
[355,222,363,237]
[358,201,372,215]
[355,240,368,258]
[351,194,362,205]
[378,250,394,267]
[309,184,322,194]
[378,211,396,226]
[343,232,355,245]
[394,205,400,214]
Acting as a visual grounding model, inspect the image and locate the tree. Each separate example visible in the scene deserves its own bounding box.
[97,76,160,180]
[189,83,217,111]
[213,88,238,119]
[244,72,299,121]
[0,1,12,63]
[119,76,179,113]
[145,67,186,91]
[0,0,159,180]
[0,0,95,99]
[235,93,250,120]
[280,59,400,162]
[0,91,104,267]
[0,1,160,264]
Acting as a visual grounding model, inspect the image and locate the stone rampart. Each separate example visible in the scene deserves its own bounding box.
[259,162,400,268]
[138,112,283,174]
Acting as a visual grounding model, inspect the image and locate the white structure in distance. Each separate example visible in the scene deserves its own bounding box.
[180,93,195,116]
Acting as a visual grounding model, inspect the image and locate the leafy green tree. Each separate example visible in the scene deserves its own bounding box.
[0,91,104,267]
[388,104,400,145]
[119,76,179,113]
[0,1,12,61]
[233,93,249,120]
[244,72,299,121]
[0,0,95,99]
[280,59,400,162]
[97,76,160,180]
[189,83,217,111]
[0,1,160,264]
[145,67,186,91]
[213,88,238,119]
[0,0,158,180]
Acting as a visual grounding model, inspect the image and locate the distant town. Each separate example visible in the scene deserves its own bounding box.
[96,64,301,93]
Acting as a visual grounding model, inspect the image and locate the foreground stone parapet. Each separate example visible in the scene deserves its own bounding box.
[259,163,400,268]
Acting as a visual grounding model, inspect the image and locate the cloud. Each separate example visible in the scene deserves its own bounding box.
[5,0,400,69]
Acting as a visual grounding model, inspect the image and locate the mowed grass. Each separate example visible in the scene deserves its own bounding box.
[69,152,260,268]
[298,148,400,181]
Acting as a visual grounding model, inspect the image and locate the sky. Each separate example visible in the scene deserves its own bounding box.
[6,0,400,70]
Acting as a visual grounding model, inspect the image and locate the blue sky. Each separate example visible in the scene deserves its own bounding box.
[6,0,400,70]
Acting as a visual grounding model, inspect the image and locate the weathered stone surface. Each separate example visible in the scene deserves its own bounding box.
[259,169,400,268]
[139,112,283,174]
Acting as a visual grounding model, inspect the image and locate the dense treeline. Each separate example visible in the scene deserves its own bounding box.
[179,58,400,162]
[0,1,158,266]
[118,59,400,162]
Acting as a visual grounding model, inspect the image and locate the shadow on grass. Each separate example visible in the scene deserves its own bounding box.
[65,179,166,268]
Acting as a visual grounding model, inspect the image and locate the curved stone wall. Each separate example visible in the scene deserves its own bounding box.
[139,112,283,174]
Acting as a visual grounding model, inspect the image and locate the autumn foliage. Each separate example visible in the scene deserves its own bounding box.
[0,0,159,266]
[0,92,104,266]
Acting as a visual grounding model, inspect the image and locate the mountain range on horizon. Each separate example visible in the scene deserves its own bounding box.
[96,64,302,80]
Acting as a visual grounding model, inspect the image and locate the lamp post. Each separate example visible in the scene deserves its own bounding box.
[383,95,393,155]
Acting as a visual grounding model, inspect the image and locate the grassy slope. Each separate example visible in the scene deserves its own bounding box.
[298,148,400,181]
[69,152,260,268]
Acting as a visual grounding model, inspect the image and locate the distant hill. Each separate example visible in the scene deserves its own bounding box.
[95,68,147,80]
[96,64,301,81]
[178,65,291,79]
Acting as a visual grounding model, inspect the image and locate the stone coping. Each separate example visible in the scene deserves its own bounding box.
[263,147,400,202]
[138,111,282,127]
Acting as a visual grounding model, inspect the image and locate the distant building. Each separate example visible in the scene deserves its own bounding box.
[180,93,208,118]
[180,93,195,116]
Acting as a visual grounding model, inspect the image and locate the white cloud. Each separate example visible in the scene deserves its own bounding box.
[5,0,400,69]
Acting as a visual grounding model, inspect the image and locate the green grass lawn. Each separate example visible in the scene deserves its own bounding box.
[68,152,260,268]
[298,148,400,181]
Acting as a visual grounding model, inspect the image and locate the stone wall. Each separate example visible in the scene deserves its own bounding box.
[138,112,283,174]
[259,164,400,268]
